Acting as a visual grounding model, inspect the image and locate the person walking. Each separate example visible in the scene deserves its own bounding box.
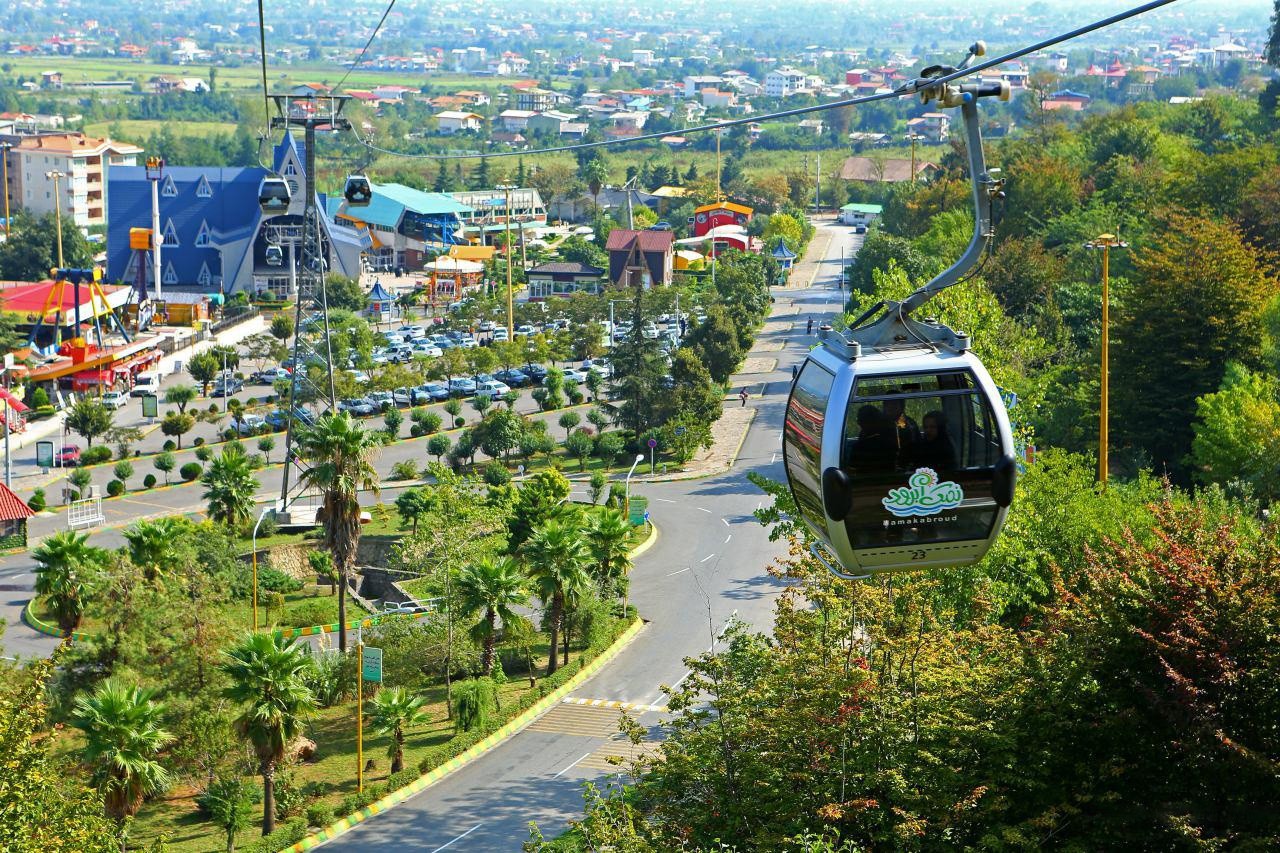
[806,317,814,335]
[739,387,749,407]
[791,364,799,380]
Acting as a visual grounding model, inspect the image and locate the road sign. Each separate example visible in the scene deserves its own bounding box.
[361,646,383,682]
[627,495,649,526]
[35,440,54,469]
[647,438,658,449]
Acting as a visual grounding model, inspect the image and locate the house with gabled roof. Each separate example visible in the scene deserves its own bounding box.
[107,133,368,297]
[606,229,674,289]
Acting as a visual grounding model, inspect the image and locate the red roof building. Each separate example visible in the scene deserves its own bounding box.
[606,229,675,289]
[0,480,35,548]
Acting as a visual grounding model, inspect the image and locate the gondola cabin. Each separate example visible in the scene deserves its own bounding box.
[344,174,373,207]
[259,177,291,214]
[785,319,1016,577]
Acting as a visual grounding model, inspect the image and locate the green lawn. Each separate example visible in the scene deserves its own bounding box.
[83,119,238,143]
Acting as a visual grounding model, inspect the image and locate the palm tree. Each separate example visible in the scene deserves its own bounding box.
[368,687,430,774]
[202,444,260,531]
[221,633,316,836]
[456,557,528,676]
[522,520,591,674]
[33,530,108,633]
[295,412,381,653]
[71,679,173,825]
[122,517,189,582]
[586,508,632,601]
[583,157,608,208]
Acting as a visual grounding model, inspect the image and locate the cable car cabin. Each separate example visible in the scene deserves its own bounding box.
[259,177,291,214]
[344,174,373,207]
[265,244,284,267]
[784,321,1017,578]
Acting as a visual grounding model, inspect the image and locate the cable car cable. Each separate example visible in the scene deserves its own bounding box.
[343,0,1177,163]
[332,0,399,94]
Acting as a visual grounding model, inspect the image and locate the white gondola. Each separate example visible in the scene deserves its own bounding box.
[259,176,291,214]
[265,244,284,267]
[783,52,1016,579]
[344,174,373,206]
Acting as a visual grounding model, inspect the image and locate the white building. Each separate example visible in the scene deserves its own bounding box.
[434,111,485,134]
[765,67,808,98]
[632,49,656,66]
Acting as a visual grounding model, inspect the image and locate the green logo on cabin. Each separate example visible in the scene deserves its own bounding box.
[882,468,964,517]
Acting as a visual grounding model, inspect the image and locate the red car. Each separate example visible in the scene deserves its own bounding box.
[56,445,81,466]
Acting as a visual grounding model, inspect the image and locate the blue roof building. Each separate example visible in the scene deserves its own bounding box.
[106,133,370,296]
[328,182,470,273]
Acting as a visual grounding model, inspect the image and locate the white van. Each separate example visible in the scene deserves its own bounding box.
[130,373,160,397]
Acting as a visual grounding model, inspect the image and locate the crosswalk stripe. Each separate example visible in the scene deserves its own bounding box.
[561,697,668,714]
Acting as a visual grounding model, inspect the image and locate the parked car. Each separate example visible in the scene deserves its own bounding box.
[456,335,478,349]
[379,601,428,616]
[491,328,510,342]
[347,370,371,385]
[447,377,477,397]
[57,445,81,466]
[478,320,495,332]
[366,391,395,411]
[515,324,536,336]
[211,377,244,397]
[265,407,315,430]
[494,368,529,387]
[235,414,267,436]
[561,368,589,384]
[392,387,414,407]
[338,397,377,416]
[582,359,612,379]
[130,374,160,397]
[523,363,549,382]
[101,391,128,410]
[475,379,511,398]
[382,333,405,347]
[412,343,443,358]
[419,383,450,403]
[398,325,426,338]
[251,366,291,384]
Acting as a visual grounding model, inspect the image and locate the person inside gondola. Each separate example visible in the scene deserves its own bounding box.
[882,395,919,468]
[911,410,957,473]
[847,404,896,473]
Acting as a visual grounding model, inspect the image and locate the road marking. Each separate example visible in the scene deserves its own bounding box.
[770,452,777,464]
[724,535,732,544]
[562,697,668,714]
[696,507,712,514]
[721,517,730,526]
[666,567,691,576]
[430,824,482,852]
[553,752,593,779]
[669,670,692,691]
[699,554,715,563]
[655,497,676,503]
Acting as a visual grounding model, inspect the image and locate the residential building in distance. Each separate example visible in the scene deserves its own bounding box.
[5,132,142,229]
[515,87,559,112]
[434,111,485,134]
[838,156,938,184]
[765,67,808,97]
[607,229,675,289]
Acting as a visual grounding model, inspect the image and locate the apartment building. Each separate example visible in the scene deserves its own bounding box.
[6,132,142,229]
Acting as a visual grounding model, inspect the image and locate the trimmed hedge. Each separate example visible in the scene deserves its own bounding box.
[180,462,203,481]
[106,480,125,497]
[142,474,157,489]
[81,446,112,465]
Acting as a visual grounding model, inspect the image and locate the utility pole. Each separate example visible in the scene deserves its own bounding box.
[0,142,12,237]
[814,152,821,210]
[145,157,164,298]
[497,184,516,340]
[46,170,66,267]
[908,133,922,183]
[1085,233,1127,488]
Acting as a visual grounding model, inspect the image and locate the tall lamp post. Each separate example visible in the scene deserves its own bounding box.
[45,170,66,267]
[1084,233,1127,487]
[144,157,164,298]
[0,141,12,237]
[624,452,644,518]
[496,184,517,340]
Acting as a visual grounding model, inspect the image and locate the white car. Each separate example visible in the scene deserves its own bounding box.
[515,324,536,336]
[398,325,426,338]
[347,370,371,385]
[412,343,443,358]
[382,333,405,347]
[101,391,128,410]
[491,328,510,342]
[561,368,589,384]
[583,359,612,379]
[235,413,267,435]
[475,379,511,398]
[478,320,495,332]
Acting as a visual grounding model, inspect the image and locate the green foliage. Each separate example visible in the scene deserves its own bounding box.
[507,469,572,550]
[452,677,497,733]
[153,451,176,484]
[588,470,608,505]
[483,459,512,486]
[80,445,112,465]
[202,444,260,530]
[198,775,257,852]
[65,397,114,447]
[33,530,108,633]
[160,411,196,448]
[27,487,46,512]
[187,350,221,395]
[1190,364,1280,500]
[0,213,93,282]
[180,461,203,481]
[71,679,173,822]
[565,429,594,471]
[28,386,50,409]
[427,433,451,462]
[105,479,124,497]
[369,686,431,773]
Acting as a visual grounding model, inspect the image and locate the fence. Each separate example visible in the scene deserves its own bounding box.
[67,496,105,530]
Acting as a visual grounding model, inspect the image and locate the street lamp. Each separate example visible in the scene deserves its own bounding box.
[45,170,66,267]
[144,157,164,298]
[624,452,644,517]
[496,183,517,340]
[251,506,273,630]
[0,141,12,237]
[1084,233,1127,488]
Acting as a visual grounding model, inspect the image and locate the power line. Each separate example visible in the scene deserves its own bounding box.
[346,0,1179,163]
[255,0,273,168]
[333,0,399,94]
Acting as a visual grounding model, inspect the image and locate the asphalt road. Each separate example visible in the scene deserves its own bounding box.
[321,220,863,851]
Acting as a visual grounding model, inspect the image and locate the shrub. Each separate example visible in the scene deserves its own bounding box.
[27,488,46,512]
[222,428,236,441]
[257,515,277,538]
[81,446,112,465]
[414,411,442,434]
[409,423,426,437]
[453,677,497,733]
[34,405,55,418]
[305,803,333,829]
[193,436,205,446]
[258,564,304,594]
[483,460,511,486]
[454,417,465,429]
[106,479,125,497]
[566,385,585,406]
[390,460,419,481]
[284,600,332,628]
[195,446,213,462]
[179,461,202,481]
[588,471,608,505]
[142,474,157,489]
[606,482,626,509]
[29,387,49,408]
[161,439,177,452]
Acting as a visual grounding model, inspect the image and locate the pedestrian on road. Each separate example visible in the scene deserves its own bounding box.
[792,364,799,380]
[806,317,814,335]
[739,388,749,407]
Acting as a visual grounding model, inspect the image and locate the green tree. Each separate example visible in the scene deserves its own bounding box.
[0,212,94,281]
[508,469,572,550]
[1114,214,1275,478]
[112,460,134,492]
[683,306,742,385]
[325,274,367,312]
[369,687,430,774]
[522,519,591,673]
[221,633,316,836]
[762,212,804,252]
[188,351,221,396]
[163,383,198,415]
[558,410,581,440]
[32,530,107,632]
[198,775,256,853]
[1190,364,1280,500]
[202,444,260,531]
[71,679,173,825]
[153,451,176,485]
[269,313,294,342]
[394,487,433,534]
[296,412,381,652]
[566,429,594,471]
[257,435,275,462]
[123,517,188,581]
[456,556,528,676]
[66,397,113,447]
[585,508,631,596]
[160,411,196,449]
[428,433,451,463]
[0,659,120,853]
[582,157,609,208]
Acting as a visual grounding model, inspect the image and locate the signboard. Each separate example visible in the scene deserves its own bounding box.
[647,438,658,449]
[36,440,54,470]
[627,495,649,527]
[141,395,159,418]
[361,646,383,682]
